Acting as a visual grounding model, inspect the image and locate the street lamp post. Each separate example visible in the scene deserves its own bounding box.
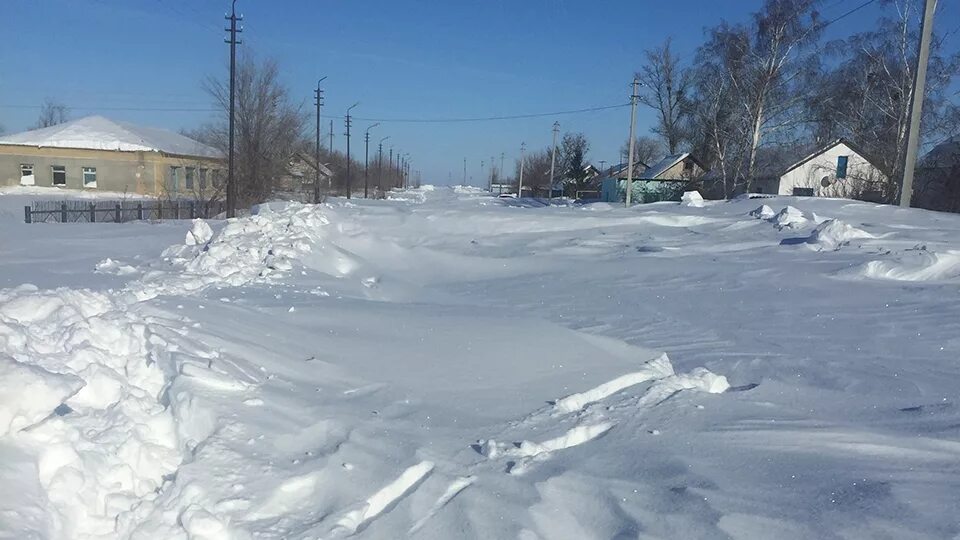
[364,123,380,199]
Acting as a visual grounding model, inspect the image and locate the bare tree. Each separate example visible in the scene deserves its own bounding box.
[194,52,307,207]
[513,147,553,196]
[636,38,692,154]
[806,0,960,202]
[699,0,822,193]
[620,135,665,168]
[36,99,70,128]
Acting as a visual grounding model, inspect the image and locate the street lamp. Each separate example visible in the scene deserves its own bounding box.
[364,122,380,198]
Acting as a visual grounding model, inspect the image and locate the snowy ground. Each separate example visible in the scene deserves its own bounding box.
[1,185,959,539]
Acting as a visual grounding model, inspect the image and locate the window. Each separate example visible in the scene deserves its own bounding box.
[168,166,181,192]
[199,168,208,190]
[793,187,815,196]
[185,167,196,190]
[836,155,848,179]
[52,165,66,186]
[20,164,35,186]
[82,167,97,188]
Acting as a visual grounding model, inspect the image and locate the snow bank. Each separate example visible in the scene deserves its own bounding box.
[855,249,960,282]
[771,206,808,230]
[0,285,181,537]
[681,191,704,207]
[750,205,775,219]
[128,203,334,301]
[805,219,874,251]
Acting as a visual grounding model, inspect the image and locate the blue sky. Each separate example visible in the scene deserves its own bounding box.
[2,0,957,185]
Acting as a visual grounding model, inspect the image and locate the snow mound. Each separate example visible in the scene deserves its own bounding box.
[128,203,333,301]
[184,218,213,246]
[855,249,960,282]
[750,205,775,219]
[0,285,181,537]
[94,257,138,276]
[805,219,874,251]
[771,206,808,229]
[681,191,704,207]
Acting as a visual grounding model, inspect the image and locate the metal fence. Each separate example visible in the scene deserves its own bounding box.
[24,200,226,224]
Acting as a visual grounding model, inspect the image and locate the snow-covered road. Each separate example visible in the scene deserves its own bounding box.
[1,186,958,539]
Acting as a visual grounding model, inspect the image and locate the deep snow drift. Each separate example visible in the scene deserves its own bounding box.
[1,185,959,539]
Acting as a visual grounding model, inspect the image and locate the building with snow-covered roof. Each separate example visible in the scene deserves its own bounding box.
[599,153,707,203]
[0,115,224,196]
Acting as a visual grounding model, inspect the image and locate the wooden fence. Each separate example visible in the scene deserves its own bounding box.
[24,200,225,224]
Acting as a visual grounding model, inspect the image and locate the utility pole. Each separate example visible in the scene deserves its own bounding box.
[224,0,242,218]
[389,147,395,187]
[549,121,560,201]
[313,77,326,204]
[490,155,495,191]
[344,102,358,199]
[625,77,640,207]
[329,120,334,153]
[480,160,485,188]
[898,0,937,208]
[518,142,526,197]
[599,160,607,173]
[463,158,467,185]
[377,136,389,194]
[363,123,379,198]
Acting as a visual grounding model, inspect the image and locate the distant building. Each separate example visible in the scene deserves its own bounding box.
[277,152,335,201]
[600,153,707,203]
[914,136,960,213]
[0,115,223,196]
[745,139,885,199]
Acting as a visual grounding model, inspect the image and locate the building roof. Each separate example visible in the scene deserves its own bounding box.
[0,115,222,158]
[638,153,702,180]
[919,136,960,169]
[290,152,334,177]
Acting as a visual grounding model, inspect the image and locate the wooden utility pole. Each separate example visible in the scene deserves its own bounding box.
[549,121,560,201]
[314,77,326,204]
[898,0,938,207]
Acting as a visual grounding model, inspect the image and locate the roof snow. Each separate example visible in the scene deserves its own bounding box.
[639,153,690,180]
[0,115,222,158]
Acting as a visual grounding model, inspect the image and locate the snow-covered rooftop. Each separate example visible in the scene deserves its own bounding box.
[0,115,222,158]
[639,153,690,180]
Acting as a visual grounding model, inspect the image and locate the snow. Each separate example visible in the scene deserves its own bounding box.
[0,116,221,158]
[1,188,960,539]
[681,190,704,207]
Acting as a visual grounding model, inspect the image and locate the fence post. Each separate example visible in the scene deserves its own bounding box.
[190,201,195,219]
[90,203,96,223]
[60,203,67,223]
[24,206,31,224]
[115,203,121,222]
[137,202,144,220]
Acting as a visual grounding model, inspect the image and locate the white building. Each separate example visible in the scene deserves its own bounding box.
[752,139,886,199]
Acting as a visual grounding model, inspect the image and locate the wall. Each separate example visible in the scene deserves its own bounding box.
[777,142,885,197]
[0,145,223,197]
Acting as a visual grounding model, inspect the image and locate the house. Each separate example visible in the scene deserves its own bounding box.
[748,139,886,199]
[914,136,960,213]
[600,153,707,203]
[0,115,223,196]
[276,152,335,201]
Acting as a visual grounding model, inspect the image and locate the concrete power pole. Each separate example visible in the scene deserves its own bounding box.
[463,158,467,186]
[518,142,526,197]
[898,0,938,208]
[364,123,379,198]
[625,77,640,207]
[313,77,326,204]
[329,120,334,154]
[377,136,389,194]
[344,102,358,199]
[224,0,242,218]
[549,121,560,202]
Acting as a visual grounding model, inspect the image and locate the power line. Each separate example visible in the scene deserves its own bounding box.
[820,0,879,30]
[337,103,630,124]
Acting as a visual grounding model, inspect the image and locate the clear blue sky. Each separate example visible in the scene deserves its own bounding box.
[2,0,957,185]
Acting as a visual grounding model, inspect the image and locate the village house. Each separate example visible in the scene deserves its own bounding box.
[276,152,335,201]
[600,153,707,203]
[0,115,223,197]
[749,139,886,199]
